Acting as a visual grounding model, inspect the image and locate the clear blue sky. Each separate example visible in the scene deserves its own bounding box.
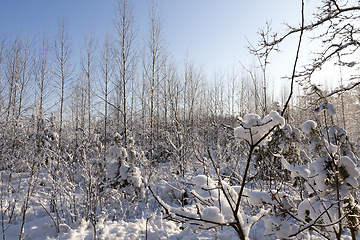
[0,0,322,90]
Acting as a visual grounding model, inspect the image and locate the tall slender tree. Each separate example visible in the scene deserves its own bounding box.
[0,35,6,117]
[53,17,74,146]
[143,0,166,165]
[16,32,33,120]
[113,0,137,146]
[5,34,21,121]
[33,30,51,153]
[98,33,114,151]
[81,34,96,138]
[34,30,51,120]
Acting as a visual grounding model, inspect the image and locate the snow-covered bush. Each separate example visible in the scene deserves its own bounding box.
[267,101,360,239]
[107,138,145,200]
[254,120,302,184]
[152,111,287,240]
[151,100,360,240]
[28,116,58,153]
[152,174,270,239]
[234,111,285,146]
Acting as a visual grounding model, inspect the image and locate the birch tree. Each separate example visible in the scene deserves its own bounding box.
[113,0,137,146]
[53,17,74,146]
[143,0,166,165]
[98,33,114,151]
[81,34,96,138]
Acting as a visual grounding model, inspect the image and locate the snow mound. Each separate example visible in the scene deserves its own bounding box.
[202,206,225,223]
[314,103,336,116]
[339,156,360,178]
[301,120,317,134]
[248,190,273,206]
[234,111,285,145]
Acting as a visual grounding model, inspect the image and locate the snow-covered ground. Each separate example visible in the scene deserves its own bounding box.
[2,205,248,239]
[2,111,360,240]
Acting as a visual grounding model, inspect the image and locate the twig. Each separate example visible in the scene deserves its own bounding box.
[282,0,305,116]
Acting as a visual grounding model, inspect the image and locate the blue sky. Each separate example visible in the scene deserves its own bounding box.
[0,0,323,90]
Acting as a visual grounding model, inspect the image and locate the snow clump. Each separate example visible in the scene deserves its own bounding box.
[108,146,128,159]
[301,120,317,134]
[281,158,310,179]
[234,111,285,145]
[202,207,225,223]
[314,103,336,116]
[324,139,338,154]
[339,156,360,179]
[247,190,273,207]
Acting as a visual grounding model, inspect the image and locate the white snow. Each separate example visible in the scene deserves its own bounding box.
[281,158,310,179]
[301,120,317,134]
[234,111,285,145]
[328,142,338,154]
[309,157,328,191]
[108,146,128,159]
[247,190,273,206]
[339,156,360,178]
[314,103,336,116]
[264,216,295,238]
[327,103,336,116]
[202,206,225,223]
[297,199,311,222]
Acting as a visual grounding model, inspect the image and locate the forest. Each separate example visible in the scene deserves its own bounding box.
[1,0,360,239]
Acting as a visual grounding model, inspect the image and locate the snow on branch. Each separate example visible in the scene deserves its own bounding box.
[234,111,285,145]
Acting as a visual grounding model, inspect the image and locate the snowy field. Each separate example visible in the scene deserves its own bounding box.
[1,110,359,240]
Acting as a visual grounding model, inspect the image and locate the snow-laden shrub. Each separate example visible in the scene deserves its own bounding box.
[153,111,287,240]
[107,141,144,199]
[268,102,360,239]
[153,105,360,239]
[152,174,271,239]
[254,121,302,182]
[234,111,285,145]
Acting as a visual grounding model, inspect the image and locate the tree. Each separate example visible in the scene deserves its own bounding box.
[98,33,114,152]
[5,33,22,121]
[34,30,51,121]
[50,16,74,217]
[53,17,74,146]
[33,30,52,153]
[16,32,33,120]
[0,35,6,117]
[80,33,96,139]
[143,0,166,166]
[255,0,360,94]
[152,111,286,240]
[113,0,137,146]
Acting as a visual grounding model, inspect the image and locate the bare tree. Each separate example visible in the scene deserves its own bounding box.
[51,17,74,217]
[5,34,21,121]
[226,66,238,124]
[16,32,33,120]
[98,33,114,151]
[34,30,51,119]
[255,0,360,101]
[53,17,74,146]
[182,57,203,127]
[33,30,51,153]
[113,0,137,146]
[3,32,33,121]
[81,33,96,138]
[0,35,6,116]
[143,0,166,165]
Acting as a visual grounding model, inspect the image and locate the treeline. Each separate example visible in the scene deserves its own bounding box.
[0,1,282,148]
[0,0,359,163]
